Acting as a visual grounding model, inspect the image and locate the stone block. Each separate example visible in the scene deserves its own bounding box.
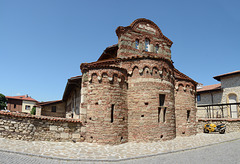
[72,133,80,138]
[50,125,57,131]
[58,127,64,131]
[55,133,60,138]
[60,132,69,139]
[4,126,9,130]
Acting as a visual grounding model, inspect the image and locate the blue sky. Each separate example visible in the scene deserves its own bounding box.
[1,0,240,102]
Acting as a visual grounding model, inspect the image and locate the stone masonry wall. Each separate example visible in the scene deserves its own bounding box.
[197,118,240,133]
[0,111,85,142]
[175,80,197,136]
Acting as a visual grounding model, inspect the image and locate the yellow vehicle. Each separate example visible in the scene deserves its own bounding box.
[204,123,226,134]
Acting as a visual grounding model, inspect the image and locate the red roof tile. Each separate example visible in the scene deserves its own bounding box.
[0,111,82,123]
[174,68,198,85]
[70,75,82,80]
[197,83,221,93]
[37,100,63,106]
[213,70,240,81]
[6,95,38,102]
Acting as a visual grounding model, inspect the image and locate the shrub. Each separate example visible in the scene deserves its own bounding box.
[30,106,36,115]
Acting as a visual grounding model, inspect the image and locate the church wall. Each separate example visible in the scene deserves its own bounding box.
[175,80,197,136]
[121,59,176,142]
[84,68,128,144]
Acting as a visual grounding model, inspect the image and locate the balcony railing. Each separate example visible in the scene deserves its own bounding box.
[197,103,240,118]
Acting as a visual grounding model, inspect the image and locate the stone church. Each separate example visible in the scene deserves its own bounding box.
[43,18,198,144]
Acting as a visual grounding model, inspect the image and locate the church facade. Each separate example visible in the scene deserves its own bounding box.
[66,18,198,144]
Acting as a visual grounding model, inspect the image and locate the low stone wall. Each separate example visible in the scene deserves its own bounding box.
[0,111,85,142]
[197,118,240,133]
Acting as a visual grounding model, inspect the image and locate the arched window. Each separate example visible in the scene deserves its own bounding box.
[135,39,139,49]
[145,38,150,52]
[155,44,159,53]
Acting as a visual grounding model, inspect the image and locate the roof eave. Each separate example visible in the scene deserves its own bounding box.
[197,88,222,94]
[62,77,82,101]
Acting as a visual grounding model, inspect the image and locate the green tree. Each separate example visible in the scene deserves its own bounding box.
[30,106,36,115]
[0,93,7,110]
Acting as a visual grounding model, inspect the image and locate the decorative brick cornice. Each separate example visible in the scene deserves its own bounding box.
[81,62,127,73]
[0,111,82,123]
[80,54,174,73]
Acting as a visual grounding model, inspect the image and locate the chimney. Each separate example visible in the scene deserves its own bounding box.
[25,94,28,98]
[197,83,203,89]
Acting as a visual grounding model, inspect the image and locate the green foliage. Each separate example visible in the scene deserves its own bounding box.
[0,93,7,110]
[30,106,36,115]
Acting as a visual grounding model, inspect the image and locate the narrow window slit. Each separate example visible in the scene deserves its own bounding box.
[159,94,166,123]
[187,110,190,122]
[111,104,115,123]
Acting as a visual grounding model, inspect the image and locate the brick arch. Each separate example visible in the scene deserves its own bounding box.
[101,72,109,83]
[90,72,99,83]
[112,73,119,83]
[162,67,168,77]
[177,83,185,91]
[119,75,126,85]
[152,66,160,77]
[143,66,151,74]
[101,72,109,77]
[185,84,190,91]
[129,65,140,77]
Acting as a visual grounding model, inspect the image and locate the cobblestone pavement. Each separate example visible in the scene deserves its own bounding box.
[0,132,239,162]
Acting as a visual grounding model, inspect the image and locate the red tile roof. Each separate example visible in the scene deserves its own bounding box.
[0,111,82,123]
[174,68,198,85]
[97,44,118,61]
[6,95,38,102]
[37,100,63,106]
[197,83,221,93]
[62,75,82,101]
[70,75,82,80]
[213,70,240,81]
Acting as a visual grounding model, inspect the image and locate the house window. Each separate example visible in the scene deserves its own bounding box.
[145,38,150,51]
[14,104,16,108]
[158,94,166,123]
[51,106,56,112]
[197,94,201,101]
[111,104,115,123]
[25,105,30,110]
[155,44,159,53]
[135,39,139,49]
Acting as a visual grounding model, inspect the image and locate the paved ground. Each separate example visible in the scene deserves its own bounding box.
[0,132,239,163]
